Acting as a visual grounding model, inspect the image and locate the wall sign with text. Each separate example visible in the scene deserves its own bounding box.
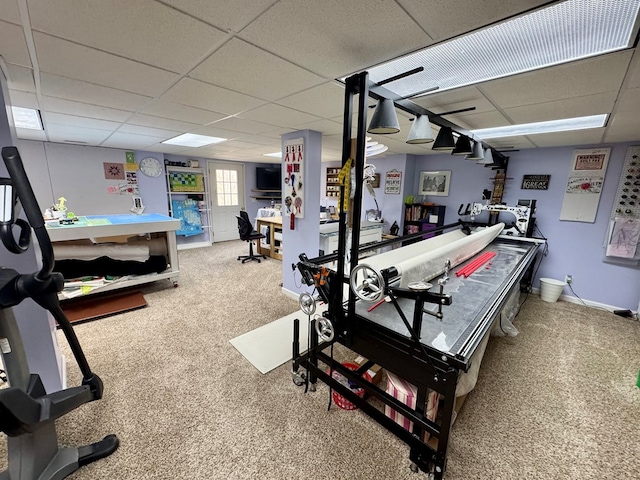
[521,174,550,190]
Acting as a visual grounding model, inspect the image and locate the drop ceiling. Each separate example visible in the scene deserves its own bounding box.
[0,0,639,163]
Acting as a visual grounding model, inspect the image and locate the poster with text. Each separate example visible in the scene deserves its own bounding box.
[560,148,610,222]
[283,138,304,218]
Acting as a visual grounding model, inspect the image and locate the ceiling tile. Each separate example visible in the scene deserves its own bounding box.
[480,51,633,108]
[127,113,200,133]
[504,92,618,123]
[295,119,343,136]
[46,124,113,144]
[603,110,640,143]
[397,0,550,41]
[158,0,277,33]
[28,0,226,73]
[276,82,346,119]
[206,116,274,135]
[118,124,180,138]
[229,134,280,147]
[8,89,38,108]
[0,0,21,23]
[414,86,497,115]
[44,112,121,131]
[239,103,320,128]
[15,127,47,141]
[529,128,606,148]
[239,0,430,78]
[452,110,509,130]
[34,32,179,96]
[614,87,640,113]
[189,124,245,140]
[0,20,31,67]
[190,38,324,101]
[621,48,640,89]
[141,99,226,125]
[164,78,266,115]
[5,64,35,92]
[41,96,132,122]
[101,132,166,149]
[222,139,266,150]
[142,143,193,155]
[40,73,151,111]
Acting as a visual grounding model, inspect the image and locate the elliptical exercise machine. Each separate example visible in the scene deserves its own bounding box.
[0,146,119,479]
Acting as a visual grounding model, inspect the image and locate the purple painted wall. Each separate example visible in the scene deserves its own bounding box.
[410,143,639,310]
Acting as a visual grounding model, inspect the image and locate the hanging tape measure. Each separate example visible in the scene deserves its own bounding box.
[338,158,352,212]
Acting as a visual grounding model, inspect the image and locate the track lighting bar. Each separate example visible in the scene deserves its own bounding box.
[375,67,424,86]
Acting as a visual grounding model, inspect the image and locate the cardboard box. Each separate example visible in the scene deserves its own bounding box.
[353,355,383,385]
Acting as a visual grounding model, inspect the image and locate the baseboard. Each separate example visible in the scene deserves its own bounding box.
[282,287,302,301]
[530,287,637,316]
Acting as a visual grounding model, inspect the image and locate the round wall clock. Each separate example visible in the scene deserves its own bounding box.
[139,157,163,177]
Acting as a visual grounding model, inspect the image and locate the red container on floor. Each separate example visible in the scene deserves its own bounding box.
[329,362,372,410]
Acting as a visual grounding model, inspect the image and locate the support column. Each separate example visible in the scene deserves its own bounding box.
[281,129,322,295]
[0,66,64,392]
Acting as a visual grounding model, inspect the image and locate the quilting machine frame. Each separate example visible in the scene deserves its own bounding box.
[290,72,541,478]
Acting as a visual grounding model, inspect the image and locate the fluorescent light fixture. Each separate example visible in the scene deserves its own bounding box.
[12,107,43,130]
[162,133,226,147]
[355,0,640,98]
[263,152,282,158]
[471,114,608,139]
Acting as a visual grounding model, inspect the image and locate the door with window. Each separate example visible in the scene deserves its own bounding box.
[208,161,245,242]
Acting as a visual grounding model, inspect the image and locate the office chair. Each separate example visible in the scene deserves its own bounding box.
[237,210,267,263]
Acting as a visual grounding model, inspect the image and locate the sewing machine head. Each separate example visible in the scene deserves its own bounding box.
[470,202,534,237]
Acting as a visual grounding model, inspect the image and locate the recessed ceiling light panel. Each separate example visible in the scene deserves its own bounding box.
[471,114,608,139]
[12,107,43,130]
[357,0,640,97]
[162,133,227,147]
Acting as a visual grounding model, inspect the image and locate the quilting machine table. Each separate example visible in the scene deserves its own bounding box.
[290,71,542,479]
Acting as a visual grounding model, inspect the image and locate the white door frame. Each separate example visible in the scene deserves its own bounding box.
[207,160,246,243]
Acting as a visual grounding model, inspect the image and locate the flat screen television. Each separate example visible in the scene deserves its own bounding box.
[256,165,281,191]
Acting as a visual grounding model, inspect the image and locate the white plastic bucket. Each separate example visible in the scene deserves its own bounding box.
[539,278,566,303]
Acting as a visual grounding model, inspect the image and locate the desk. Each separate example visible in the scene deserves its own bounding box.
[47,213,181,296]
[256,216,283,260]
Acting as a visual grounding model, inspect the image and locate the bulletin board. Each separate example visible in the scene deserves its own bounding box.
[283,138,304,218]
[559,147,610,222]
[604,145,640,265]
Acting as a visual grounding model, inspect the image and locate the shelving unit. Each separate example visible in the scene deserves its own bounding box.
[166,165,211,249]
[403,204,446,244]
[326,167,341,197]
[250,189,281,200]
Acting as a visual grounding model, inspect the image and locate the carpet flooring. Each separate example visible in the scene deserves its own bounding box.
[1,240,638,479]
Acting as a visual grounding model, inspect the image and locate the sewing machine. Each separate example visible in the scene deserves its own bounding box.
[460,201,536,237]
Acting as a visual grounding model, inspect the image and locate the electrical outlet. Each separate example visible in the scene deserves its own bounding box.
[565,275,573,285]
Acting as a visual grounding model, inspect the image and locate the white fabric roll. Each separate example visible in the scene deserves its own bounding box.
[363,223,504,286]
[53,243,150,262]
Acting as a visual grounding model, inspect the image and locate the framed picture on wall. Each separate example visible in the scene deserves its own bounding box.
[419,171,451,196]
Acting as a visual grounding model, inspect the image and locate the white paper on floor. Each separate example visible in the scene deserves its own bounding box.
[229,304,327,374]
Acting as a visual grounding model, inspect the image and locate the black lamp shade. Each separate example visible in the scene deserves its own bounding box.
[367,99,400,134]
[451,135,473,155]
[431,126,456,150]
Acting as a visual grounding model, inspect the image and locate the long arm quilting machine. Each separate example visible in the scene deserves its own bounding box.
[290,72,542,479]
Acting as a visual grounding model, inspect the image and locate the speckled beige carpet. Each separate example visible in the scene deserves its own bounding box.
[1,240,638,479]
